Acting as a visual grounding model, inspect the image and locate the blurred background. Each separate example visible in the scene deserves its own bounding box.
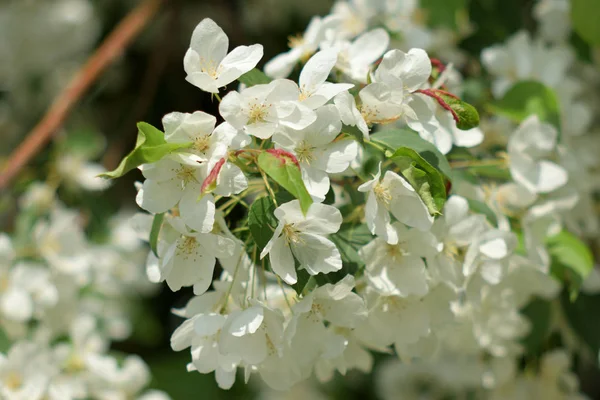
[1,0,598,398]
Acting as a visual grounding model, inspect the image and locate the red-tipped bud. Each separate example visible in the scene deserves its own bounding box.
[201,157,226,194]
[266,149,300,168]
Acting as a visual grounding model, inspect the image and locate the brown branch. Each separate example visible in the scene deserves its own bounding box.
[0,0,163,191]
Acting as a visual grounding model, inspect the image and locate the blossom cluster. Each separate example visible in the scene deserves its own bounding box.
[1,0,597,397]
[0,175,168,399]
[95,0,600,397]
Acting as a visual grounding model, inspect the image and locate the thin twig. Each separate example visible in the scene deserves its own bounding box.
[0,0,163,191]
[104,0,178,169]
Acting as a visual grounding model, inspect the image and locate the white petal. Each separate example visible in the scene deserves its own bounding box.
[297,203,342,235]
[314,139,358,174]
[228,307,264,337]
[194,313,227,336]
[270,237,297,285]
[188,18,229,65]
[214,163,248,196]
[136,179,181,214]
[179,190,216,233]
[385,172,433,231]
[163,111,216,143]
[299,49,338,93]
[293,233,342,276]
[216,44,264,87]
[1,288,32,321]
[302,166,330,202]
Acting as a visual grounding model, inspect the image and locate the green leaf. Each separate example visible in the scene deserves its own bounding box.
[437,93,480,130]
[247,196,278,252]
[257,151,313,214]
[330,223,373,274]
[420,0,466,29]
[467,199,498,226]
[237,68,272,87]
[490,81,561,130]
[149,213,164,257]
[323,186,335,205]
[389,148,447,215]
[99,122,192,179]
[520,297,553,354]
[546,230,594,300]
[561,291,600,353]
[291,269,314,296]
[370,128,453,178]
[572,0,600,45]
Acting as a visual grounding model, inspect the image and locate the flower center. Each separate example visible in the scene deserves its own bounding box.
[385,243,407,261]
[298,84,313,102]
[248,101,269,124]
[288,34,304,49]
[175,166,198,186]
[193,134,211,154]
[295,140,315,164]
[65,353,86,372]
[373,182,392,205]
[282,223,302,244]
[199,57,219,78]
[4,371,22,390]
[177,235,198,257]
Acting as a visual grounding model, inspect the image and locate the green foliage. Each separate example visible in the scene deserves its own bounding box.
[437,93,481,130]
[390,148,447,215]
[520,297,553,354]
[546,230,594,300]
[99,122,192,179]
[490,81,561,130]
[467,198,498,226]
[369,129,449,215]
[561,291,600,354]
[149,213,164,257]
[329,223,373,275]
[370,128,452,178]
[237,68,272,87]
[572,0,600,46]
[247,196,278,252]
[420,0,467,29]
[257,151,313,214]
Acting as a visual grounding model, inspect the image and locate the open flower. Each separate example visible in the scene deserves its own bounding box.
[358,163,433,244]
[272,105,358,201]
[184,18,263,93]
[360,222,439,297]
[289,49,354,109]
[264,15,341,79]
[508,115,568,194]
[260,200,342,285]
[155,216,235,293]
[219,79,316,140]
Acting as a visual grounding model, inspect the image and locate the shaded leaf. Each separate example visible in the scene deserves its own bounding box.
[257,151,313,214]
[520,297,553,354]
[389,147,447,215]
[561,291,600,354]
[490,81,561,130]
[370,128,452,178]
[546,230,594,300]
[237,68,271,87]
[247,196,277,252]
[572,0,600,46]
